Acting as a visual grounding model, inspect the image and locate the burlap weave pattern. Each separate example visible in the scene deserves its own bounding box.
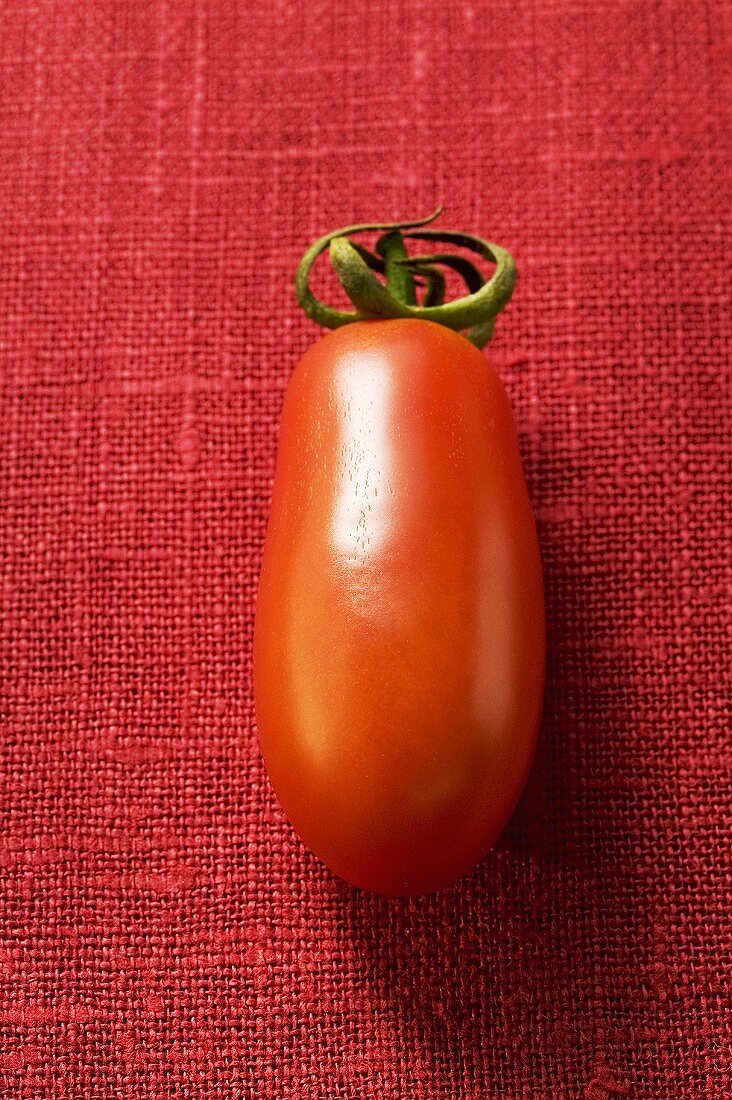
[0,2,729,1097]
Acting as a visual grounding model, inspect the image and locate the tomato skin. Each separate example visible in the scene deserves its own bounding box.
[254,319,544,895]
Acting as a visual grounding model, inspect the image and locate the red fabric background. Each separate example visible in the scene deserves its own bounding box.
[0,2,729,1097]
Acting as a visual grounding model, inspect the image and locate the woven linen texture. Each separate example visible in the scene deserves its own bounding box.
[0,2,729,1097]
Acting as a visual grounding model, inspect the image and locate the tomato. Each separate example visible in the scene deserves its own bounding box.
[254,318,544,895]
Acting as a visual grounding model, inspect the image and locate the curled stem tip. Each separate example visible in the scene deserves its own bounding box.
[295,208,515,349]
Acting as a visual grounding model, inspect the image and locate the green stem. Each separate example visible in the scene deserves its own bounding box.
[377,231,417,306]
[294,210,442,330]
[295,209,516,349]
